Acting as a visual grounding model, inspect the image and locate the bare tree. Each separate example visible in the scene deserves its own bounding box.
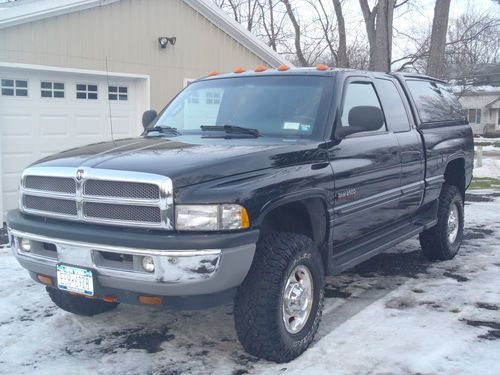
[333,0,349,68]
[258,0,287,51]
[426,0,452,78]
[281,0,309,66]
[359,0,396,72]
[394,6,499,75]
[214,0,262,32]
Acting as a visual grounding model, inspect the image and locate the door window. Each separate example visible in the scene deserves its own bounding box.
[76,84,98,100]
[108,85,128,101]
[1,79,28,97]
[406,80,463,123]
[41,81,65,98]
[341,82,385,131]
[375,79,411,132]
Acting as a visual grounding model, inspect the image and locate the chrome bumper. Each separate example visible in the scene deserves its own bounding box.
[8,228,256,296]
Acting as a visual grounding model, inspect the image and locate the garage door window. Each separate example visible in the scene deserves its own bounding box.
[108,86,128,101]
[76,84,98,100]
[1,79,28,97]
[41,81,65,98]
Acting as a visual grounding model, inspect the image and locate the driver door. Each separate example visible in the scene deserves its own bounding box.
[329,78,402,251]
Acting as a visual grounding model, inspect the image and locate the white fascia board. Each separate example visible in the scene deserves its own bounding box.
[0,0,120,30]
[0,62,150,80]
[182,0,291,68]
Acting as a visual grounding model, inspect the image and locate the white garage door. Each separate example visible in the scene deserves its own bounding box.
[0,64,149,221]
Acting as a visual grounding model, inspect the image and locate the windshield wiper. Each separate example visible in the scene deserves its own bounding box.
[201,124,260,138]
[144,126,181,136]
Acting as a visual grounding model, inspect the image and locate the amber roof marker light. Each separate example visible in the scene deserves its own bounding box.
[233,67,246,74]
[255,65,268,72]
[207,70,219,77]
[316,64,329,71]
[277,64,290,71]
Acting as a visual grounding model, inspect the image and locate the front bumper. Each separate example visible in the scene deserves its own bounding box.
[7,211,258,307]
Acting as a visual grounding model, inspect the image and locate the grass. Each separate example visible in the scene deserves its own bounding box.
[470,177,500,190]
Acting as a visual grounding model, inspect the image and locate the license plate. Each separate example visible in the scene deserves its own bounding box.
[57,264,94,296]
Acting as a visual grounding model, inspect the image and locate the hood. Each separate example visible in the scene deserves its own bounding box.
[32,135,326,188]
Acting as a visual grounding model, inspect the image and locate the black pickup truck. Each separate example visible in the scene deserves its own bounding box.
[7,67,473,362]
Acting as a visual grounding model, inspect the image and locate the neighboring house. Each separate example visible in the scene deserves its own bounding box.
[0,0,288,221]
[458,89,500,137]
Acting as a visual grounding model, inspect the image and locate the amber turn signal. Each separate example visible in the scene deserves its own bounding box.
[233,67,246,74]
[37,274,53,285]
[138,295,163,305]
[103,296,119,303]
[277,64,290,71]
[241,207,250,229]
[316,63,329,71]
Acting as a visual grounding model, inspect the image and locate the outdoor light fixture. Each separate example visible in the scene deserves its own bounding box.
[158,36,177,48]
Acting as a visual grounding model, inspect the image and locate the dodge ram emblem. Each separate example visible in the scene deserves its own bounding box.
[76,169,85,181]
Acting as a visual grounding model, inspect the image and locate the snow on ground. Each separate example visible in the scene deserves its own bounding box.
[474,157,500,178]
[1,193,499,375]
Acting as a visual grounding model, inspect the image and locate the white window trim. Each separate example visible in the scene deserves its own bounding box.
[1,78,29,98]
[40,80,65,100]
[108,84,129,102]
[76,82,99,100]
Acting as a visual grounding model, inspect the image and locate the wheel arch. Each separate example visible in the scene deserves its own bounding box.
[256,191,330,248]
[443,156,466,200]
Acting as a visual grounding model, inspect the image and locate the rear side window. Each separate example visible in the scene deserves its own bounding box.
[375,79,411,132]
[341,82,385,132]
[406,80,464,123]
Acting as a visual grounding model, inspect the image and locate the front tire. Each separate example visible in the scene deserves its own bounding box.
[46,287,119,316]
[234,233,324,363]
[419,184,464,261]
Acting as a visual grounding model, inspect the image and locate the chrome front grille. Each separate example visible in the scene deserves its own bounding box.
[23,195,78,216]
[24,175,76,194]
[84,180,160,200]
[83,202,162,224]
[20,167,173,229]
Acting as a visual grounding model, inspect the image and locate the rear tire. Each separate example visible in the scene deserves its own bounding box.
[46,287,119,316]
[234,232,324,363]
[419,184,464,261]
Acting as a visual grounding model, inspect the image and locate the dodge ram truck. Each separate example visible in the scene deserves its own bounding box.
[7,66,473,362]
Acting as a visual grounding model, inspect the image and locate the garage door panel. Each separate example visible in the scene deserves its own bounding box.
[40,115,70,136]
[1,114,33,136]
[74,115,104,136]
[112,115,136,136]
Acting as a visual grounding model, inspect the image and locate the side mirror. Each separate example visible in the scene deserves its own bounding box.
[142,109,158,129]
[336,106,384,139]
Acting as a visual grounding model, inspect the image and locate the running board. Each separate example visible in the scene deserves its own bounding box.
[328,220,435,275]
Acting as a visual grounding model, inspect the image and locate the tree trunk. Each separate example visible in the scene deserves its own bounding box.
[333,0,349,67]
[359,0,395,72]
[282,0,309,66]
[427,0,452,78]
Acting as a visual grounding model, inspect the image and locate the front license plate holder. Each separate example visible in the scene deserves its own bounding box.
[56,264,94,296]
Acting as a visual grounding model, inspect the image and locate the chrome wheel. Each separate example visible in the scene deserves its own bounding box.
[447,202,460,244]
[282,264,314,334]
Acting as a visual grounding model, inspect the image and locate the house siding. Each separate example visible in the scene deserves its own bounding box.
[459,93,500,136]
[0,0,269,109]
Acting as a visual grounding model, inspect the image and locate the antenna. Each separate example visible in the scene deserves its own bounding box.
[105,56,115,143]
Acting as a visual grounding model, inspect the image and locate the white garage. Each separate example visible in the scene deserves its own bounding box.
[0,63,150,220]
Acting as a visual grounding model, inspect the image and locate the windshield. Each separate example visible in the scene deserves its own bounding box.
[154,75,333,139]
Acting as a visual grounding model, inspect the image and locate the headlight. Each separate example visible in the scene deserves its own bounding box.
[175,204,250,231]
